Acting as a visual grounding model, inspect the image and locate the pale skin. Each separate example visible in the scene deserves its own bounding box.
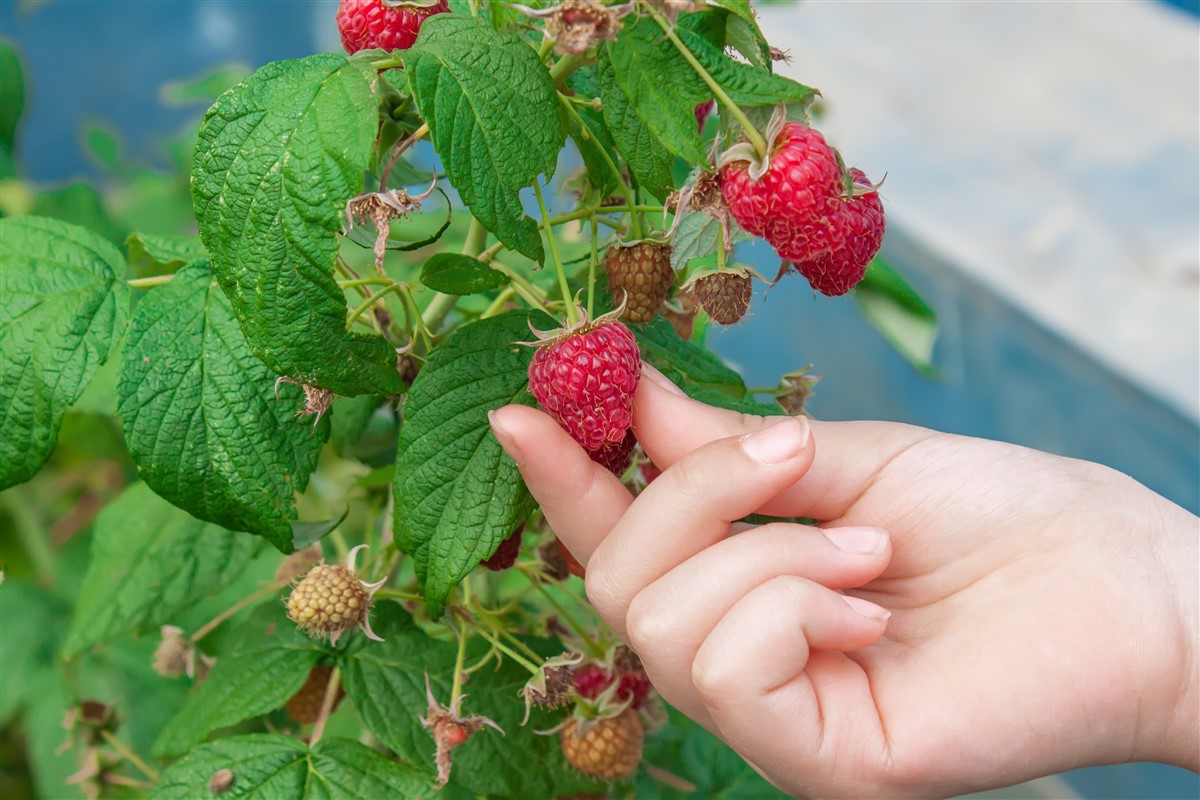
[489,364,1199,799]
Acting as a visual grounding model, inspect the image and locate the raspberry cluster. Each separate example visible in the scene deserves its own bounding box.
[720,123,885,296]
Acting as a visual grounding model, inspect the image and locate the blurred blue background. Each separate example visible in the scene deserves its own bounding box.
[1,1,1196,798]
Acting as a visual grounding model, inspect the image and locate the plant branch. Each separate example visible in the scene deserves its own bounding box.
[649,11,769,159]
[548,53,587,84]
[100,731,159,783]
[556,92,643,239]
[190,582,284,643]
[345,283,403,330]
[309,666,342,746]
[533,181,576,326]
[127,274,174,289]
[379,122,430,190]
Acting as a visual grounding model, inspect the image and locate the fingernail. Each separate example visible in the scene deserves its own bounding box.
[641,364,686,397]
[823,526,888,556]
[739,417,810,464]
[488,409,522,465]
[841,594,891,620]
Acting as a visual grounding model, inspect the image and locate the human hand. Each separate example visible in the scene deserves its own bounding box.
[488,366,1198,798]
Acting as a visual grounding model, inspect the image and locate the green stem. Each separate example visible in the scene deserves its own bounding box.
[100,731,159,783]
[588,215,600,320]
[556,93,643,240]
[376,588,425,603]
[537,37,556,63]
[191,583,284,643]
[484,632,540,675]
[345,283,403,330]
[127,274,174,289]
[548,53,587,85]
[650,11,769,159]
[547,204,662,227]
[716,221,727,270]
[521,569,604,659]
[481,286,517,318]
[420,218,487,333]
[533,181,576,325]
[338,277,394,290]
[449,586,472,708]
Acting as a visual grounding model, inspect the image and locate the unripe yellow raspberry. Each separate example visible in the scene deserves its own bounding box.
[285,545,385,645]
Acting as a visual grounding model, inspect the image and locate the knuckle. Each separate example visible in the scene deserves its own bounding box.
[664,453,716,502]
[625,592,676,654]
[691,649,742,708]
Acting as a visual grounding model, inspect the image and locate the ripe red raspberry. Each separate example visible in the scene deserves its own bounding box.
[694,100,715,132]
[481,525,523,571]
[574,663,652,709]
[527,317,641,452]
[689,269,753,325]
[336,0,449,54]
[604,242,675,324]
[789,168,885,296]
[556,538,586,578]
[589,430,637,477]
[719,123,842,260]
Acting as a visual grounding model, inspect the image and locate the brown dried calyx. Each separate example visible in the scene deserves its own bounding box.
[343,179,437,273]
[274,377,334,430]
[513,0,636,56]
[421,673,504,788]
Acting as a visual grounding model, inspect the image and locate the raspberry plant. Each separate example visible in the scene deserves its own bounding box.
[0,1,934,797]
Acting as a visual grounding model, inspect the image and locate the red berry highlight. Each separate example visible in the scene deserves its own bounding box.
[336,0,449,54]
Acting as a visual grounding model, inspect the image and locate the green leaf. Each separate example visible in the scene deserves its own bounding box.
[675,24,816,108]
[0,216,129,489]
[670,208,753,271]
[596,53,674,202]
[192,54,405,397]
[125,231,206,277]
[83,122,124,173]
[153,605,325,757]
[634,708,791,799]
[151,734,436,799]
[855,256,940,376]
[704,0,772,69]
[631,316,743,394]
[63,483,260,657]
[160,64,250,106]
[0,583,61,725]
[0,40,25,152]
[405,15,565,261]
[565,68,622,201]
[117,261,328,551]
[392,312,546,616]
[341,603,601,798]
[420,253,506,295]
[606,17,709,166]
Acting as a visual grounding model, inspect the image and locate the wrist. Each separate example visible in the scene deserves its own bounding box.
[1140,499,1199,770]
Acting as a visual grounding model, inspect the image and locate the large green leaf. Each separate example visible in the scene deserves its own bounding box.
[192,54,405,397]
[596,54,674,202]
[125,231,206,277]
[152,605,326,757]
[0,216,129,489]
[151,734,436,799]
[392,312,546,616]
[63,483,260,657]
[341,603,600,798]
[606,17,710,166]
[675,24,816,108]
[118,261,329,551]
[405,15,565,262]
[631,317,786,416]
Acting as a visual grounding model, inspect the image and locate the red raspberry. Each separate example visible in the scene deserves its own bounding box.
[481,525,523,571]
[556,538,586,578]
[694,100,715,132]
[527,319,641,452]
[719,124,842,261]
[589,430,637,477]
[789,168,885,296]
[574,663,653,709]
[336,0,449,54]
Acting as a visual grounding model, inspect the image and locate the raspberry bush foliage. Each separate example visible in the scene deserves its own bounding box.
[0,2,935,797]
